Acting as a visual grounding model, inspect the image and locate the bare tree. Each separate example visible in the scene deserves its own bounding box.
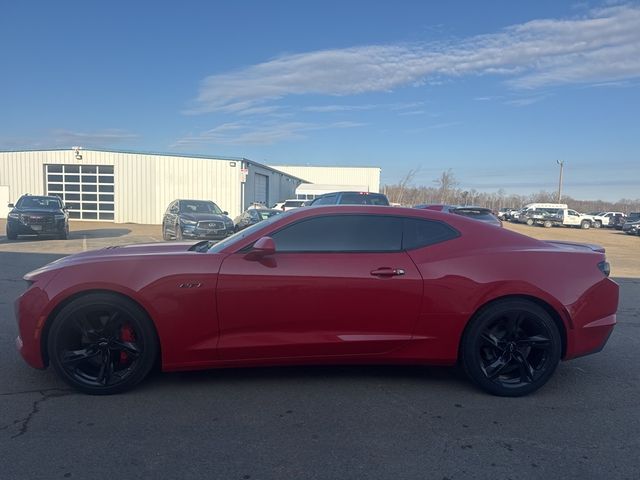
[434,169,459,204]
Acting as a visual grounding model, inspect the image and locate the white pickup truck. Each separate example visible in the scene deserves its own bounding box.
[590,211,626,228]
[545,208,597,229]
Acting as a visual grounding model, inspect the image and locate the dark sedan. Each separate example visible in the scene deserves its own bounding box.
[414,204,502,227]
[233,208,282,231]
[162,199,234,240]
[6,194,69,240]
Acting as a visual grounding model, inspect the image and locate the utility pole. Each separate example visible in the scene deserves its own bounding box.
[556,160,564,203]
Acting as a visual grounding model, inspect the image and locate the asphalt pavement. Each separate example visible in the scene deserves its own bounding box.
[1,222,639,480]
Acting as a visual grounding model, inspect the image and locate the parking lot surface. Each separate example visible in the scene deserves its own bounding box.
[1,219,639,479]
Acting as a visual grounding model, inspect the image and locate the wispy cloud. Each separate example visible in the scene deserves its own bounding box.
[188,4,640,113]
[172,121,364,147]
[504,94,551,107]
[52,129,139,145]
[302,104,377,112]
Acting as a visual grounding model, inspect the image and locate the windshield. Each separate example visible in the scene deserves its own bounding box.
[16,196,61,210]
[180,200,222,215]
[208,209,296,253]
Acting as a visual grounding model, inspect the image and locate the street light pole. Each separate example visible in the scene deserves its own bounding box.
[556,160,564,203]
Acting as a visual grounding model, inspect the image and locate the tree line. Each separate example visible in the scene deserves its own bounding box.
[383,169,640,214]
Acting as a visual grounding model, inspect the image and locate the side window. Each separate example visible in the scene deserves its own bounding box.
[271,215,402,252]
[402,218,459,250]
[568,210,578,216]
[313,195,337,205]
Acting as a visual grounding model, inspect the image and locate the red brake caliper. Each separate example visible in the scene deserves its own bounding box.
[119,325,135,364]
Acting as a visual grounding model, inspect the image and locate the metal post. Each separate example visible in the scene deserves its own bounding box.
[556,160,564,203]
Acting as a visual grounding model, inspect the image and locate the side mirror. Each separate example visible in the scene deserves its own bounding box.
[8,203,14,208]
[245,236,276,260]
[223,211,228,215]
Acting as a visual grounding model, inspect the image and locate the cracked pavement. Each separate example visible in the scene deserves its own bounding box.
[1,222,639,480]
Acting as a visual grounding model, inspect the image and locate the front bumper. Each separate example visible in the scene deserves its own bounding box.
[7,218,66,236]
[180,224,234,240]
[15,285,50,369]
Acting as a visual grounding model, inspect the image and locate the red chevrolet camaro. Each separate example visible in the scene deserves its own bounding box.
[15,205,618,396]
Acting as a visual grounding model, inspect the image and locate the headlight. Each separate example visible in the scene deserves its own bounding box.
[8,212,19,219]
[54,214,66,220]
[180,218,197,225]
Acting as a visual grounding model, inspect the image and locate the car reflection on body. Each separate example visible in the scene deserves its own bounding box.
[16,205,617,396]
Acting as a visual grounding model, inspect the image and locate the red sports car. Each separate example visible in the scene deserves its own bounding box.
[15,206,618,396]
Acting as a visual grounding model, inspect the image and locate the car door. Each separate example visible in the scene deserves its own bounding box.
[565,209,580,226]
[216,214,423,360]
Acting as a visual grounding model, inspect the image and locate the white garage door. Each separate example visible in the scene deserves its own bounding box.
[45,164,115,221]
[254,173,269,205]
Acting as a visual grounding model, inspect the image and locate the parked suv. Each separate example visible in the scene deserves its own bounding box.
[6,194,69,240]
[309,191,390,206]
[162,199,234,240]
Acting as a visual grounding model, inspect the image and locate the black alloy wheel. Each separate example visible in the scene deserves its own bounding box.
[461,299,561,397]
[48,293,158,395]
[174,223,183,240]
[162,223,170,241]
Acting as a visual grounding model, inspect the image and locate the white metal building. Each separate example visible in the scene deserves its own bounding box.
[0,149,303,224]
[269,165,381,193]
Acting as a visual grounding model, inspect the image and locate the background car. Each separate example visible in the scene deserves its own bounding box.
[272,199,306,211]
[16,206,617,397]
[622,212,640,234]
[162,199,234,240]
[233,207,282,231]
[309,191,390,206]
[6,194,69,240]
[414,204,502,227]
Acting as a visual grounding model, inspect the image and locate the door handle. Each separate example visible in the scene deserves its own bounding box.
[370,267,405,277]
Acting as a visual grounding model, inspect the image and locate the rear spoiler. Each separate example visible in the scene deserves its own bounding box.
[545,240,605,253]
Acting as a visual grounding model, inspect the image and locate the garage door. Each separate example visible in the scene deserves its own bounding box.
[45,164,115,221]
[254,173,269,205]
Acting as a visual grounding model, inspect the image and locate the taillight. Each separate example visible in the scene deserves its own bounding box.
[598,261,610,277]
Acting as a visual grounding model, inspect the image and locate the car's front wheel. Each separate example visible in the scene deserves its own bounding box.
[6,228,17,240]
[461,299,561,397]
[47,293,159,395]
[581,220,591,229]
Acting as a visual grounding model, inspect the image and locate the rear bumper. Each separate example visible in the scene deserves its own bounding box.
[565,314,616,360]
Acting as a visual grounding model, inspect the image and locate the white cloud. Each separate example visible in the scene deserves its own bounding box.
[172,120,364,147]
[189,4,640,113]
[52,129,139,144]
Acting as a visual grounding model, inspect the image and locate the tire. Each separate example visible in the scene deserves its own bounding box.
[162,223,170,241]
[461,299,561,397]
[6,228,17,240]
[59,226,69,240]
[47,293,159,395]
[543,220,553,228]
[175,223,183,240]
[581,220,591,229]
[593,221,602,229]
[526,218,534,226]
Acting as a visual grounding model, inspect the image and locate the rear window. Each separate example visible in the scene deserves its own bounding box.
[337,193,390,206]
[452,208,496,221]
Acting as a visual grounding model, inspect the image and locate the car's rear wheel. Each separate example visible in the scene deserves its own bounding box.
[526,218,534,226]
[543,220,553,228]
[48,293,158,395]
[461,299,561,397]
[593,221,602,229]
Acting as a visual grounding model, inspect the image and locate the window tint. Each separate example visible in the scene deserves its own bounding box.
[271,215,402,252]
[402,218,459,250]
[338,193,389,205]
[312,195,336,205]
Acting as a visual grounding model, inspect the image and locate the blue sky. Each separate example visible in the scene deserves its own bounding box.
[1,1,639,201]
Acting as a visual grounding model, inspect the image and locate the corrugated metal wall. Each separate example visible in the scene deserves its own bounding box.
[269,165,381,193]
[0,150,248,224]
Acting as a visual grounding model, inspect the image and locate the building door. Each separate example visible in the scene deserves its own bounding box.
[254,173,269,206]
[45,164,115,221]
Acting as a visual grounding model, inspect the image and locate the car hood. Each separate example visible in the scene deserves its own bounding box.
[13,208,62,215]
[24,242,200,280]
[180,213,230,222]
